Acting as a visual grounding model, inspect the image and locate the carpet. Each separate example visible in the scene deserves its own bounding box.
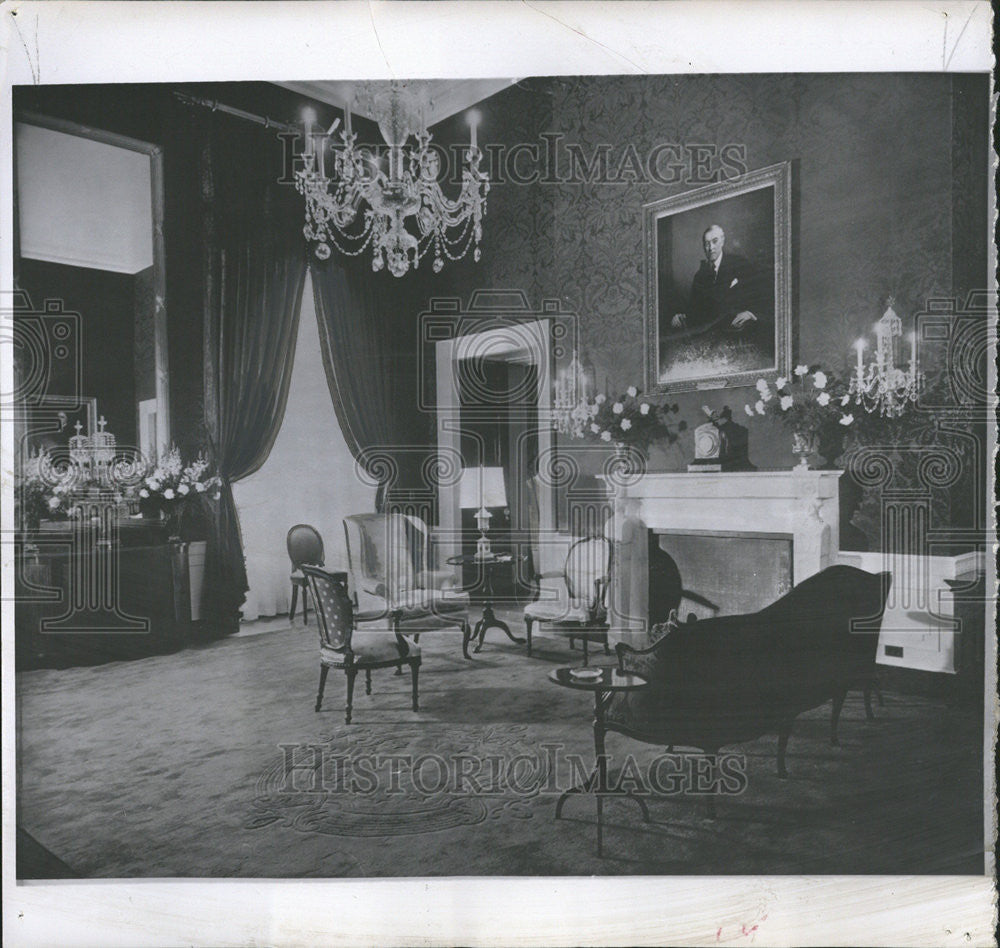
[16,612,986,877]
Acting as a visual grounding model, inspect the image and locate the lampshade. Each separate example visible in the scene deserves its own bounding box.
[458,466,507,509]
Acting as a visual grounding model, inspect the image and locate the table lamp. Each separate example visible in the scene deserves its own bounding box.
[459,465,507,559]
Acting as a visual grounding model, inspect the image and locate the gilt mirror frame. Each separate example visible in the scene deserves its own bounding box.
[644,161,792,395]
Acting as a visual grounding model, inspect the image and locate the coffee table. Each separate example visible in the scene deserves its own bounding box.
[446,552,527,652]
[548,665,650,856]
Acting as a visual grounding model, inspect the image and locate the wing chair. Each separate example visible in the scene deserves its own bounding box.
[343,512,473,659]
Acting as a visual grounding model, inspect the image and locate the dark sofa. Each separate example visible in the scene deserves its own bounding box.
[606,565,892,795]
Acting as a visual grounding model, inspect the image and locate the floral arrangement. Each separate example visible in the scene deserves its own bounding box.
[744,364,855,432]
[18,444,221,538]
[568,385,686,452]
[18,449,140,530]
[139,446,221,537]
[18,469,70,529]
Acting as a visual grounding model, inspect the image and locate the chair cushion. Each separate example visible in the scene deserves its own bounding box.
[524,599,589,623]
[391,588,470,615]
[321,633,420,666]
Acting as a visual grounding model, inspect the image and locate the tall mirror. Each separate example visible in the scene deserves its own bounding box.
[13,111,169,464]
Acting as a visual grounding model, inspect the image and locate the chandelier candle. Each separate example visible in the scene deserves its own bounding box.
[296,83,490,276]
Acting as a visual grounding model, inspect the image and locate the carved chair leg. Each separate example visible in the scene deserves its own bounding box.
[863,683,876,721]
[831,687,847,745]
[301,586,309,626]
[777,720,793,778]
[315,664,329,712]
[365,668,372,696]
[345,667,357,725]
[603,636,610,655]
[582,638,589,666]
[525,617,533,656]
[393,618,403,675]
[289,584,299,623]
[410,660,420,712]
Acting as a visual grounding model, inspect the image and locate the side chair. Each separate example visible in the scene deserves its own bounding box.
[287,523,324,625]
[302,565,420,725]
[524,533,613,664]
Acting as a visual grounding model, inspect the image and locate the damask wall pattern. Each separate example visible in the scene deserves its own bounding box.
[419,74,976,482]
[539,73,956,469]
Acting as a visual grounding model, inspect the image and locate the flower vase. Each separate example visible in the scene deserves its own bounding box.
[791,430,821,470]
[606,442,645,487]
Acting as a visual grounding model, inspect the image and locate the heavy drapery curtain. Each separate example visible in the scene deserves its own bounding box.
[310,256,429,511]
[199,111,307,623]
[232,273,377,620]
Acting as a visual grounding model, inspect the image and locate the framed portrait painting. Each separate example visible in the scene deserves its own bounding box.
[644,162,792,394]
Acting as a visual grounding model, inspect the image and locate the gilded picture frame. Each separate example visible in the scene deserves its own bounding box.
[644,161,792,394]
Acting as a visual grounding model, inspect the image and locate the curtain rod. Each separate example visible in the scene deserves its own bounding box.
[173,92,301,134]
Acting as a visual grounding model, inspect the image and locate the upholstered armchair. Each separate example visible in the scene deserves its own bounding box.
[605,565,891,814]
[523,533,613,663]
[343,513,473,658]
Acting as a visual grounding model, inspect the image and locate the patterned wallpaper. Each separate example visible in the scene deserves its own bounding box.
[431,79,555,307]
[538,74,956,469]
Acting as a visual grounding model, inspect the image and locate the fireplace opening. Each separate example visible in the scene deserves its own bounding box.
[650,530,793,623]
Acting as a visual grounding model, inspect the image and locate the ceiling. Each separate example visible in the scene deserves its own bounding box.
[275,79,518,128]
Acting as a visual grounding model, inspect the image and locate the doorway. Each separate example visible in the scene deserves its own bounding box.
[435,318,554,594]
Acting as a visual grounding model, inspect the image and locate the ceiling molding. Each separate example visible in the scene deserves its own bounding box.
[275,79,519,128]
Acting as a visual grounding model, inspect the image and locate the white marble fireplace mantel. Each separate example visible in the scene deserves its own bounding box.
[604,469,842,641]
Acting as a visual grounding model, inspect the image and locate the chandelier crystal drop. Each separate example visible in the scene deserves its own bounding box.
[295,83,490,277]
[848,298,923,418]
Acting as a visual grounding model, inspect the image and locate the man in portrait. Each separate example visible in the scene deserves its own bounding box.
[658,221,774,384]
[670,224,771,342]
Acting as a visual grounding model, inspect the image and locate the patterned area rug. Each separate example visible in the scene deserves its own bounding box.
[247,724,547,837]
[16,614,986,877]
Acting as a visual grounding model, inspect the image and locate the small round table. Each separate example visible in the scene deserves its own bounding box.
[446,553,527,652]
[548,665,650,857]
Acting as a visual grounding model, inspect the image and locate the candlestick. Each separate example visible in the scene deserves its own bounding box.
[854,338,865,376]
[302,107,316,158]
[468,109,480,151]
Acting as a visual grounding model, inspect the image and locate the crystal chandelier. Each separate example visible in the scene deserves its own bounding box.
[848,298,923,417]
[295,83,490,277]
